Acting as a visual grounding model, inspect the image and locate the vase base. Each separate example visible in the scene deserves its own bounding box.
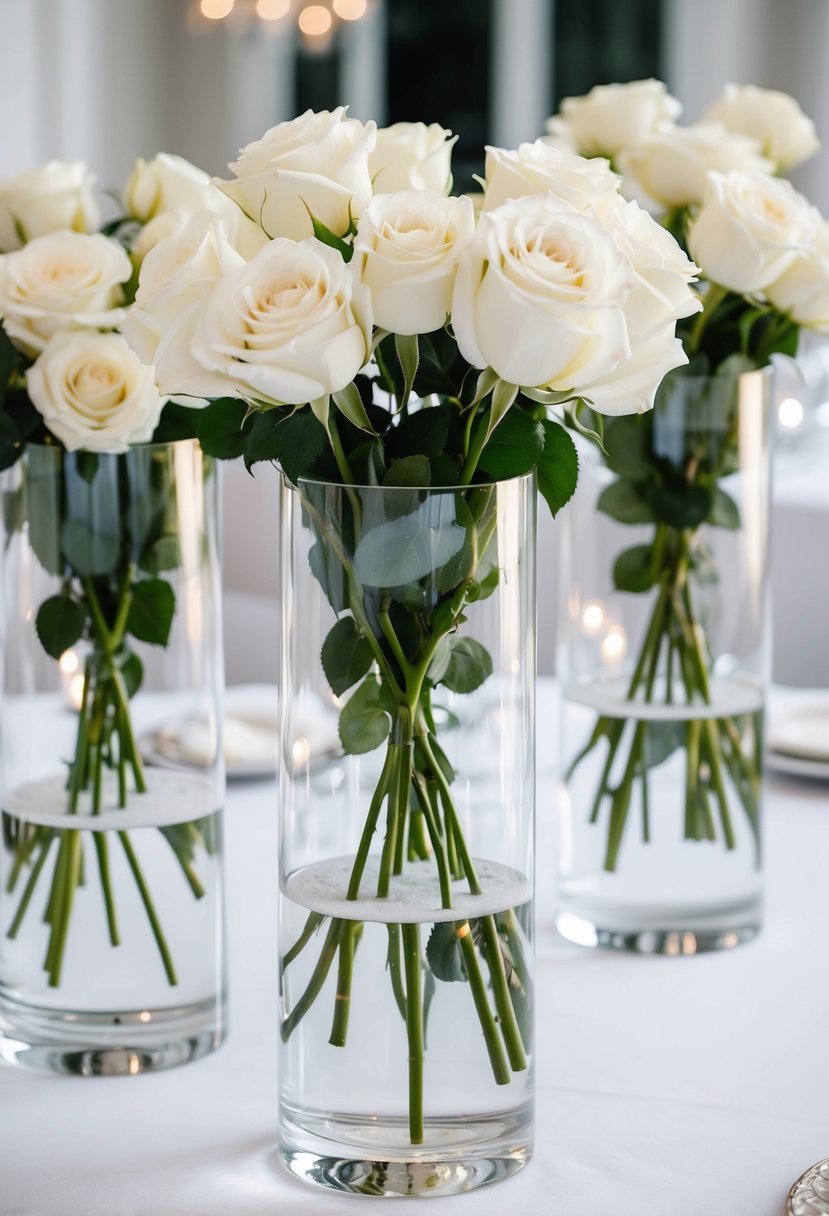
[280,1103,532,1196]
[555,906,761,954]
[0,990,227,1074]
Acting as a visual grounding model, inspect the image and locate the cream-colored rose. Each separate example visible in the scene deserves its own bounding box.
[621,123,773,209]
[26,331,164,452]
[354,189,474,335]
[584,195,700,411]
[483,141,620,214]
[766,213,829,334]
[176,237,372,406]
[451,193,637,396]
[688,170,816,294]
[369,122,456,194]
[213,108,376,243]
[131,208,192,265]
[541,117,578,155]
[555,79,682,158]
[122,211,244,400]
[0,230,130,357]
[125,154,215,223]
[0,161,100,253]
[705,84,820,173]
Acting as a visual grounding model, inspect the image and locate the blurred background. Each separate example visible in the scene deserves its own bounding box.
[1,0,827,684]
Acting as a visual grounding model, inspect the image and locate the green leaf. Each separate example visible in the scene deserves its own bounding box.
[597,479,655,525]
[197,397,248,459]
[321,616,373,697]
[119,649,144,699]
[338,675,397,755]
[0,325,17,403]
[127,578,176,647]
[140,534,180,574]
[309,539,346,614]
[440,637,493,695]
[0,409,21,472]
[477,407,544,479]
[304,206,354,262]
[650,483,712,531]
[35,595,86,660]
[152,401,203,444]
[74,452,99,485]
[61,519,120,576]
[709,486,740,530]
[332,383,375,433]
[25,448,63,575]
[466,565,500,603]
[426,921,468,983]
[603,414,652,480]
[386,404,450,459]
[644,720,686,770]
[612,545,655,594]
[352,497,465,589]
[244,409,327,482]
[383,455,430,488]
[537,419,579,517]
[394,332,419,410]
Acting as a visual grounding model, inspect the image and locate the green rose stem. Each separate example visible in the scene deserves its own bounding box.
[281,427,529,1144]
[4,568,194,989]
[568,523,762,872]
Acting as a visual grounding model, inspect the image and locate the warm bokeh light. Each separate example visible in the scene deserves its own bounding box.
[298,4,332,35]
[778,396,805,429]
[200,0,234,18]
[333,0,368,19]
[67,673,86,712]
[600,626,628,663]
[581,600,605,637]
[256,0,291,18]
[59,649,79,674]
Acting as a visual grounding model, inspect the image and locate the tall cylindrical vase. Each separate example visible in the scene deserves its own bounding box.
[557,369,771,953]
[0,440,226,1073]
[278,473,536,1197]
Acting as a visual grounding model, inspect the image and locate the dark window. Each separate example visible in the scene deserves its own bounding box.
[553,0,663,106]
[386,0,490,192]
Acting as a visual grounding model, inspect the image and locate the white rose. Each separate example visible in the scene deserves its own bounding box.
[705,84,820,173]
[131,207,192,264]
[541,117,578,155]
[621,123,773,210]
[483,140,620,214]
[451,193,637,396]
[354,189,474,335]
[584,195,700,412]
[555,79,682,158]
[0,230,130,357]
[688,170,816,295]
[0,161,100,253]
[125,154,215,223]
[213,107,376,243]
[766,214,829,334]
[369,122,456,194]
[124,152,267,263]
[122,211,244,400]
[179,237,372,406]
[26,331,164,452]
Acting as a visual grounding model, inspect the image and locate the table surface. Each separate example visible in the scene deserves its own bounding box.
[1,684,828,1216]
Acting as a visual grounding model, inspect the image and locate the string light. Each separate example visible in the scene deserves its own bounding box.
[200,0,235,18]
[778,396,805,430]
[298,4,333,35]
[333,0,368,18]
[256,0,290,17]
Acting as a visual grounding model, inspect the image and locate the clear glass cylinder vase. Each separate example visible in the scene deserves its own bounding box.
[557,369,771,953]
[278,473,536,1196]
[0,440,226,1073]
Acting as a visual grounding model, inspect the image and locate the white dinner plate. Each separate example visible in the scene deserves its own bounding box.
[767,703,829,763]
[765,747,829,782]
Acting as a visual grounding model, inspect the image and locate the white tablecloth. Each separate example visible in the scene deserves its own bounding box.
[2,685,829,1216]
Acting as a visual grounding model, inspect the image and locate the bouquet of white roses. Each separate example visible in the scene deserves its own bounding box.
[124,107,700,1140]
[0,154,243,989]
[547,80,827,871]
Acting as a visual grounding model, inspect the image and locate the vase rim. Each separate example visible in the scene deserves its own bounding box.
[291,469,537,493]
